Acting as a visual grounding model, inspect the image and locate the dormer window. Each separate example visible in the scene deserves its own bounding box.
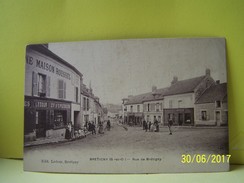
[216,101,221,108]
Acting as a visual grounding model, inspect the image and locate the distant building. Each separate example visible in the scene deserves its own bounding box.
[121,69,224,126]
[195,82,228,126]
[122,95,144,125]
[163,69,215,126]
[24,45,82,142]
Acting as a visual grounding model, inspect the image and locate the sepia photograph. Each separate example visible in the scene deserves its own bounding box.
[24,38,229,173]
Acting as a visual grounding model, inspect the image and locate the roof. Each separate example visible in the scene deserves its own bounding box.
[163,76,206,96]
[195,83,227,104]
[27,44,83,77]
[125,87,168,105]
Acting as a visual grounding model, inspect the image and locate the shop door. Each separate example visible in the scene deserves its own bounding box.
[178,113,183,126]
[216,111,221,126]
[35,110,46,138]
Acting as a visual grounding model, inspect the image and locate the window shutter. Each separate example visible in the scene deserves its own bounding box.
[64,81,66,99]
[58,80,63,99]
[46,76,50,97]
[74,86,76,102]
[32,71,38,96]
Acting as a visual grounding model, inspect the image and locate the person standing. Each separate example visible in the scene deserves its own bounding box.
[168,118,173,135]
[145,121,148,132]
[142,120,146,130]
[107,120,111,131]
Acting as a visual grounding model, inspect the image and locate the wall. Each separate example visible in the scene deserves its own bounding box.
[164,93,195,109]
[25,49,80,103]
[195,102,228,126]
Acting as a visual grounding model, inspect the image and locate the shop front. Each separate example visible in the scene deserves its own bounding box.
[24,96,71,142]
[163,108,194,126]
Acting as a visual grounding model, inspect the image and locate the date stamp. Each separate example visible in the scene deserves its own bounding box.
[181,154,231,164]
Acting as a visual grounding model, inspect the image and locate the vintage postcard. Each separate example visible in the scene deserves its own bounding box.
[24,38,229,173]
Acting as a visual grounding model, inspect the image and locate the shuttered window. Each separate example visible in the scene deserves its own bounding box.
[46,76,50,97]
[58,80,66,99]
[32,71,38,96]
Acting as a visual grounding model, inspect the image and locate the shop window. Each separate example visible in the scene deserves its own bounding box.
[54,110,67,129]
[216,101,221,108]
[201,110,207,121]
[58,80,66,99]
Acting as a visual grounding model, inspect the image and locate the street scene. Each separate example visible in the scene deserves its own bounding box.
[25,118,228,155]
[24,38,229,173]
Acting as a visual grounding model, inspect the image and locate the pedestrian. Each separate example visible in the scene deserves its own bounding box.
[145,121,148,132]
[149,121,152,131]
[88,121,92,132]
[154,120,159,132]
[107,120,111,131]
[91,121,96,135]
[168,118,173,135]
[65,122,72,139]
[143,120,146,130]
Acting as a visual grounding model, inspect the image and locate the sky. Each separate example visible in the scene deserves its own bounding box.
[49,38,227,105]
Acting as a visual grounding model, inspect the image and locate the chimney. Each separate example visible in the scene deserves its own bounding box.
[216,80,220,84]
[206,68,211,76]
[171,76,178,85]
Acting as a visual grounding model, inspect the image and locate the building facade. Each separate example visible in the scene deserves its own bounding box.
[24,45,82,142]
[121,69,223,127]
[195,83,228,126]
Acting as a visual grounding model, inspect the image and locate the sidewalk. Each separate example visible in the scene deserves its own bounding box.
[24,131,92,148]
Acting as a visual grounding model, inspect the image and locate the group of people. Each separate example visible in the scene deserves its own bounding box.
[85,120,112,135]
[143,120,160,132]
[64,120,112,140]
[142,118,173,135]
[65,122,87,140]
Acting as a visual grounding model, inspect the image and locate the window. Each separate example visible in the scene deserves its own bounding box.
[178,100,182,108]
[58,80,66,99]
[156,103,159,112]
[124,106,127,111]
[137,105,140,112]
[83,97,86,110]
[169,100,173,108]
[54,110,67,129]
[160,103,163,111]
[32,72,50,97]
[87,98,89,110]
[147,104,150,112]
[201,110,207,121]
[216,101,221,108]
[130,106,133,112]
[75,87,79,103]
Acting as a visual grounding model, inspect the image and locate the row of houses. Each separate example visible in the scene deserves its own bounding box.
[24,44,106,142]
[122,69,228,126]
